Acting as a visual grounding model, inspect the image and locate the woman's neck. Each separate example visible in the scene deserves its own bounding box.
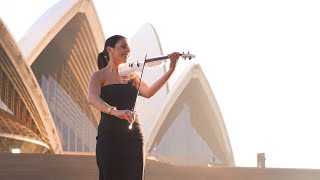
[105,60,119,74]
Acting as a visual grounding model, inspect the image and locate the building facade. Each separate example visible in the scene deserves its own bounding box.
[0,0,234,166]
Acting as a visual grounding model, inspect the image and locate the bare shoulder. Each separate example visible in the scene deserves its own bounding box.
[132,75,140,86]
[89,70,105,84]
[133,75,148,87]
[89,70,101,81]
[89,69,112,86]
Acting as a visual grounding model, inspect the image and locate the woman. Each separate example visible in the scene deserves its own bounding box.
[87,35,179,180]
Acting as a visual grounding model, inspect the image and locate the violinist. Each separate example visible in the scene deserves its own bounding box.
[87,35,180,180]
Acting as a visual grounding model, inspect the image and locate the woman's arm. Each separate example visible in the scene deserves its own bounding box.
[136,52,179,98]
[87,71,113,113]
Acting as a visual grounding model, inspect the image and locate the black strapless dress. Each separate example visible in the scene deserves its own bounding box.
[96,81,144,180]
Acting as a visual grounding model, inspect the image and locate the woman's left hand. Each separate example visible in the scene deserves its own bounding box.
[168,52,180,71]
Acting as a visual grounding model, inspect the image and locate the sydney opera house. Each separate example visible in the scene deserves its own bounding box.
[4,0,319,180]
[0,0,234,166]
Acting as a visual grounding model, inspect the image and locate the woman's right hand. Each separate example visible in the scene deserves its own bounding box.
[112,109,135,123]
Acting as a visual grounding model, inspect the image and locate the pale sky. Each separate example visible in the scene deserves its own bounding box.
[1,0,320,169]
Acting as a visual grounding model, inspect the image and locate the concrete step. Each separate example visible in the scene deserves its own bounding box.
[1,153,320,180]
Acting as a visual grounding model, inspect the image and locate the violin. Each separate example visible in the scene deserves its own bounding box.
[118,52,196,77]
[125,52,196,129]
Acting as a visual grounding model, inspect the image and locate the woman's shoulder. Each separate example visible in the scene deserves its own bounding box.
[91,69,111,78]
[89,69,109,84]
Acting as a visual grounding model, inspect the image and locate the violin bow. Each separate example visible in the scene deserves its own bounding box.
[129,54,147,129]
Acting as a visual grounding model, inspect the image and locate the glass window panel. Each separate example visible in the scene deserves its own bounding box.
[62,121,68,150]
[84,145,89,152]
[70,128,75,152]
[77,136,82,152]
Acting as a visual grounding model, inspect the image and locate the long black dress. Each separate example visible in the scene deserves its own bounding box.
[96,80,144,180]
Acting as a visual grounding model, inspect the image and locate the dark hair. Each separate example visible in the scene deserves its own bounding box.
[97,35,126,70]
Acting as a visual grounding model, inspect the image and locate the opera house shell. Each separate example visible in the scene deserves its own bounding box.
[0,0,234,167]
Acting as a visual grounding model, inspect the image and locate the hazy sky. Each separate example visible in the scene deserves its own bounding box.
[1,0,320,169]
